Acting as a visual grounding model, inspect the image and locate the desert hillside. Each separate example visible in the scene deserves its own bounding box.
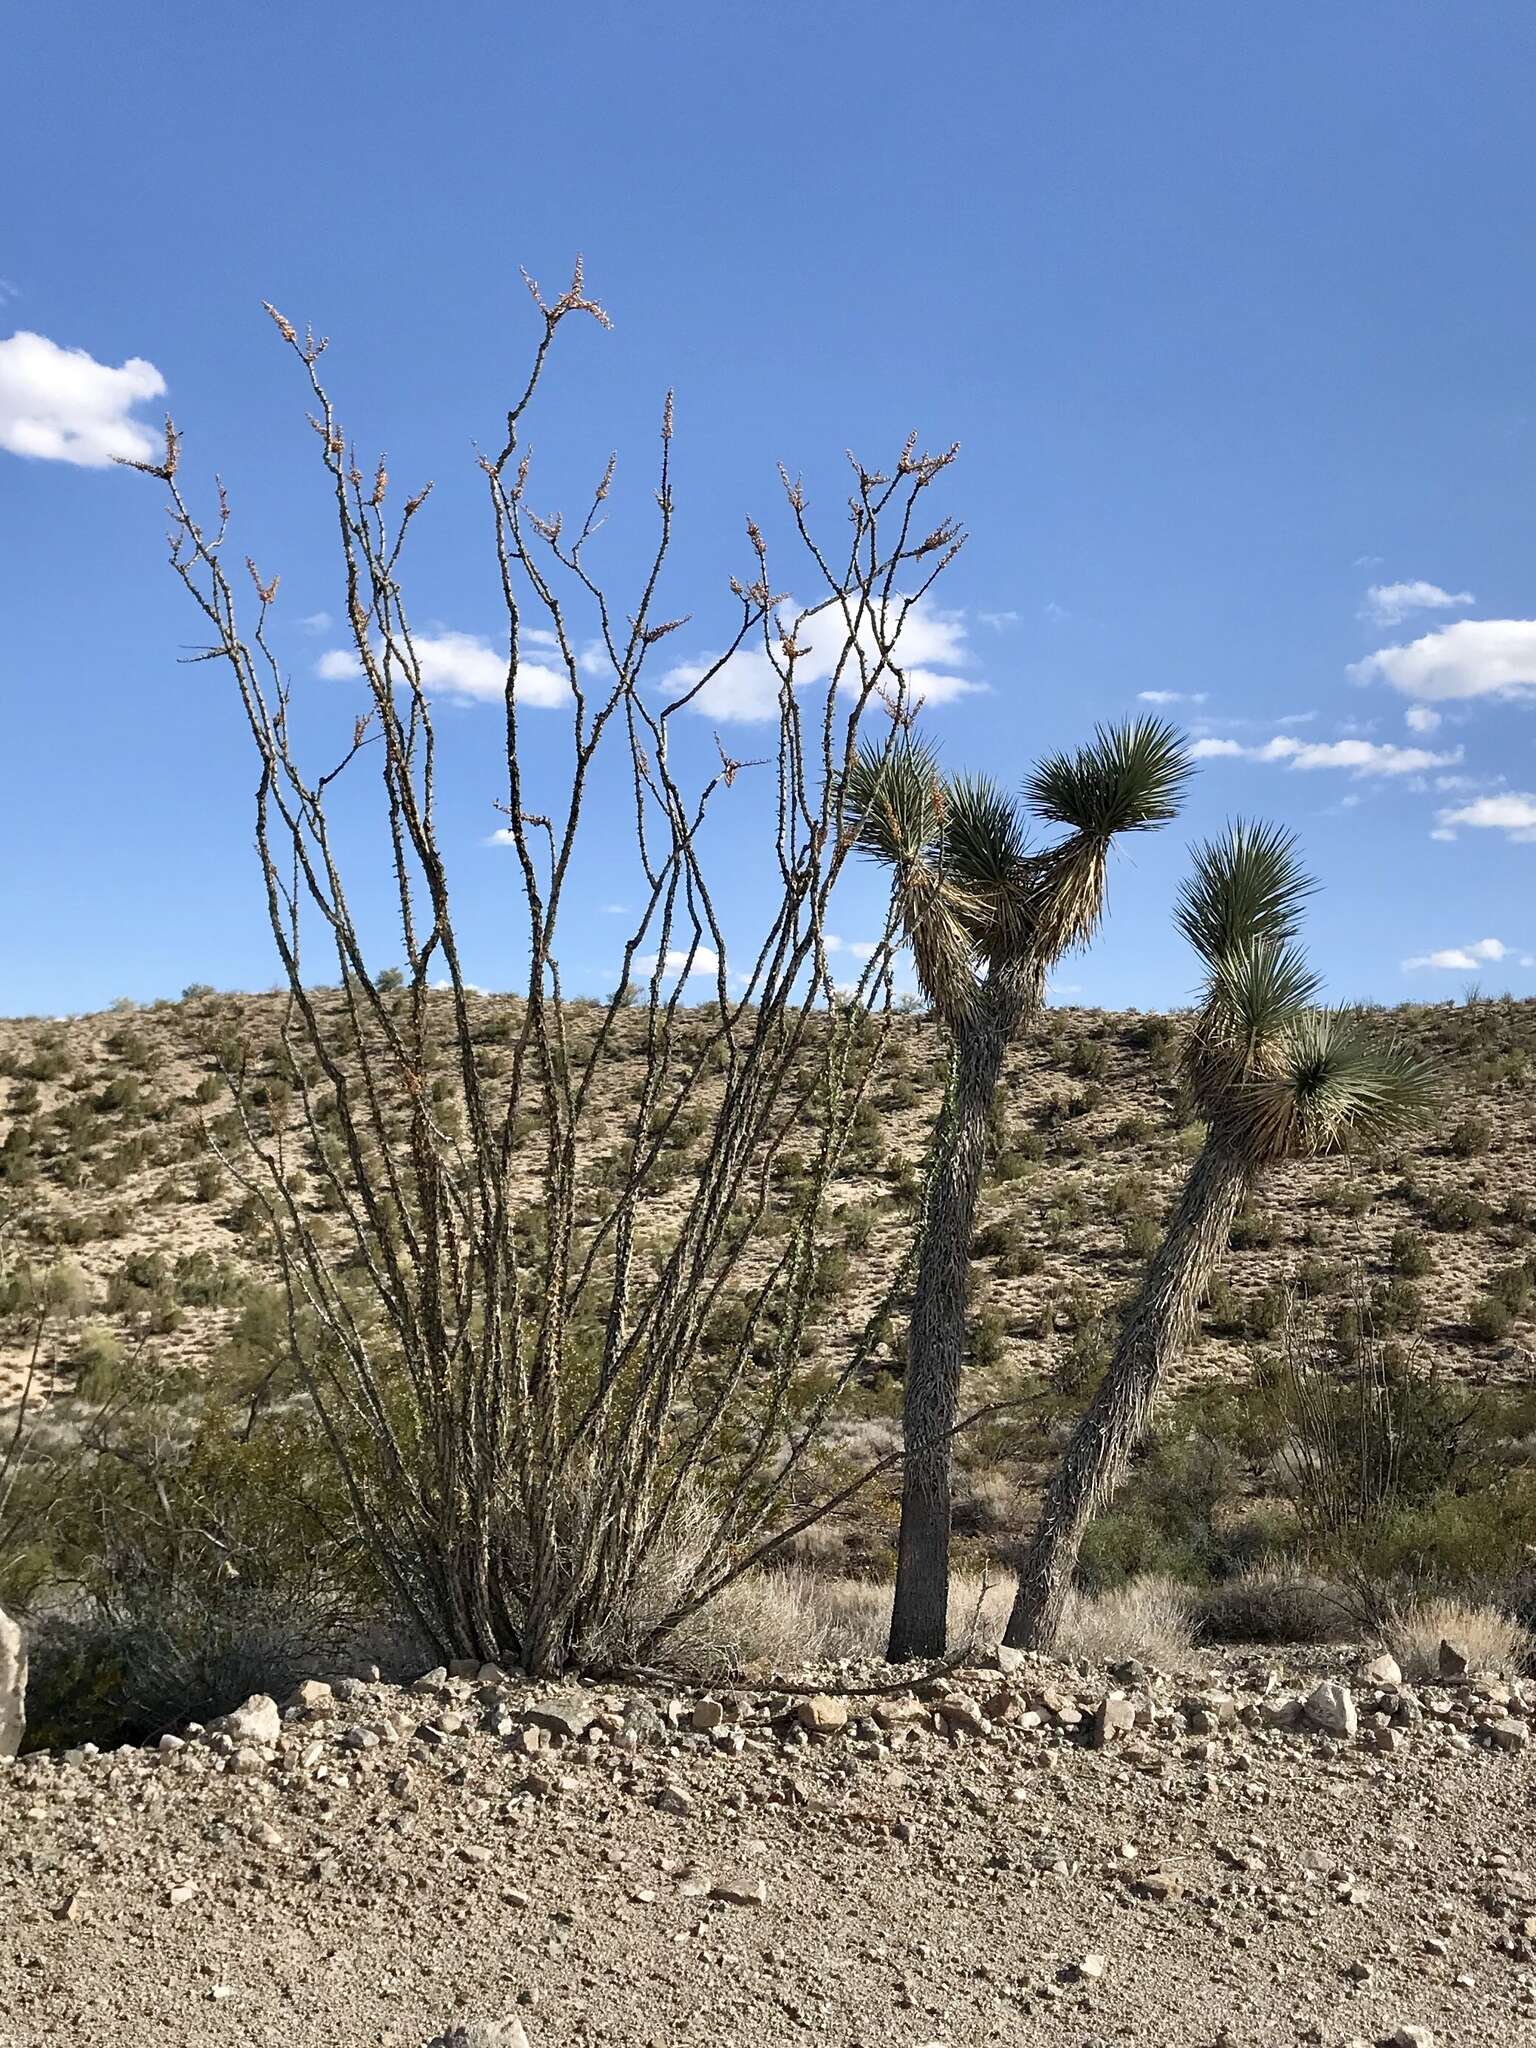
[5,985,1536,1678]
[4,987,1534,1414]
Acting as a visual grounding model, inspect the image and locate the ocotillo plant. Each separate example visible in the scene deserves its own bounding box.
[124,265,970,1676]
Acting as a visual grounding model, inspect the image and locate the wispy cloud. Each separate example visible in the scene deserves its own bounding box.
[662,598,982,725]
[1360,579,1475,628]
[1404,705,1441,734]
[637,946,720,978]
[0,330,165,466]
[1403,936,1509,972]
[978,609,1019,630]
[1138,690,1208,706]
[1189,734,1459,777]
[318,629,568,706]
[1351,618,1536,705]
[1434,791,1536,843]
[297,610,333,634]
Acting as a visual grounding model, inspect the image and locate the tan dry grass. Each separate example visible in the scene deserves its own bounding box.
[1385,1595,1532,1679]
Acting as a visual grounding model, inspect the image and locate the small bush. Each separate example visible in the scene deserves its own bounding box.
[1386,1596,1531,1680]
[1468,1294,1514,1345]
[1390,1229,1433,1278]
[1448,1116,1493,1159]
[1193,1569,1350,1646]
[1229,1205,1279,1251]
[1426,1189,1492,1233]
[1056,1574,1196,1668]
[1122,1212,1161,1261]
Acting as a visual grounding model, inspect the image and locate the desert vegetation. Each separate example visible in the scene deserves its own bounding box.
[4,280,1536,1752]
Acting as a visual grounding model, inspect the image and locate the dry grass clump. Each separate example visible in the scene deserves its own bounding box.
[1055,1573,1196,1668]
[616,1562,1200,1678]
[670,1568,1016,1675]
[1386,1595,1532,1679]
[1192,1568,1352,1646]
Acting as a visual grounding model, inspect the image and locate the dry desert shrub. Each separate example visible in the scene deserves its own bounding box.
[1386,1595,1532,1679]
[1055,1572,1196,1667]
[1192,1567,1351,1645]
[676,1566,1017,1673]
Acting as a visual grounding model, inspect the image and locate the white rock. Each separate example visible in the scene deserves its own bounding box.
[221,1694,281,1747]
[1302,1680,1357,1737]
[0,1604,25,1760]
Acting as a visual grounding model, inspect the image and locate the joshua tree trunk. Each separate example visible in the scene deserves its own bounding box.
[1004,1138,1252,1651]
[888,959,1040,1661]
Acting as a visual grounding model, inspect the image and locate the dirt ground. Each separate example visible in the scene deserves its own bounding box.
[3,1655,1534,2048]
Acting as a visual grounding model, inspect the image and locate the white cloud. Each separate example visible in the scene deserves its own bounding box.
[298,610,333,634]
[662,598,982,724]
[1360,579,1475,628]
[1434,791,1536,843]
[318,630,567,706]
[637,946,719,978]
[978,609,1019,630]
[1138,690,1208,706]
[1189,734,1459,777]
[1403,937,1509,972]
[0,330,166,467]
[1404,705,1441,734]
[1351,618,1536,704]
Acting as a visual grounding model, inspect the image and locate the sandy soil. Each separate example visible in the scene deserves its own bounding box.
[3,1653,1534,2047]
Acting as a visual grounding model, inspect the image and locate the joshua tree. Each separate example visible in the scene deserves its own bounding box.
[1004,819,1430,1651]
[847,721,1191,1660]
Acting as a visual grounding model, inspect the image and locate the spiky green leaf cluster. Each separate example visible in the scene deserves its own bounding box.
[1026,717,1191,839]
[845,721,1193,1022]
[1178,818,1432,1161]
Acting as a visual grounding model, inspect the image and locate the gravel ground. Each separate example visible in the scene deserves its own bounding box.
[3,1654,1535,2048]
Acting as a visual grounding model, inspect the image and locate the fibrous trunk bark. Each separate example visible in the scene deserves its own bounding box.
[888,959,1039,1662]
[1004,1138,1253,1651]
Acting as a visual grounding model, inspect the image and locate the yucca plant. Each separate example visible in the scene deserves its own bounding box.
[1004,819,1431,1651]
[847,719,1190,1659]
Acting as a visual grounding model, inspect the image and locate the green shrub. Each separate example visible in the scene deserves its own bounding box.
[1448,1115,1493,1158]
[1229,1205,1278,1251]
[1390,1228,1433,1278]
[1295,1255,1344,1297]
[1245,1283,1289,1339]
[1122,1212,1161,1261]
[1426,1188,1492,1232]
[1468,1294,1514,1345]
[1194,1570,1350,1645]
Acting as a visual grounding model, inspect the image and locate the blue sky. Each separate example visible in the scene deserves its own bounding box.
[4,1,1536,1016]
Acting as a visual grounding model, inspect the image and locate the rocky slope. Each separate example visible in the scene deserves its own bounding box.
[5,989,1535,1418]
[3,1642,1534,2047]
